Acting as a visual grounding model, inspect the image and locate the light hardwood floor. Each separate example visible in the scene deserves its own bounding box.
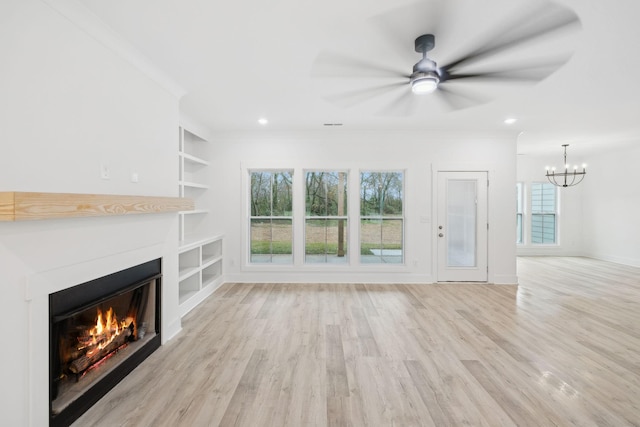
[74,257,640,426]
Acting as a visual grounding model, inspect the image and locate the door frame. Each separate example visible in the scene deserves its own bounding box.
[432,168,490,283]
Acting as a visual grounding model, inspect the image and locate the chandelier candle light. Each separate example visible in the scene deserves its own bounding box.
[545,144,586,187]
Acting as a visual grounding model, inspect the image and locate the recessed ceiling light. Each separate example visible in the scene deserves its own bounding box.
[258,118,268,125]
[504,118,517,125]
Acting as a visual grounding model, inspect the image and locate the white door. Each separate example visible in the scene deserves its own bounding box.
[437,171,488,282]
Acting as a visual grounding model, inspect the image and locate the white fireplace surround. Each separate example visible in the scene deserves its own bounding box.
[1,0,185,424]
[26,243,176,426]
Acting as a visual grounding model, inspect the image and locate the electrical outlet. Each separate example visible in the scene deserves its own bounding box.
[100,163,110,180]
[131,172,139,183]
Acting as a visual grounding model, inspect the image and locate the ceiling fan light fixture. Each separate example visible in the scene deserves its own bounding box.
[411,71,440,94]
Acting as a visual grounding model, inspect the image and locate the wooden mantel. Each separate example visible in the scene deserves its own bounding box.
[0,192,194,221]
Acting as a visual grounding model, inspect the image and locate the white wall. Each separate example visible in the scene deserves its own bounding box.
[516,153,585,256]
[581,142,640,266]
[0,1,181,424]
[211,130,518,285]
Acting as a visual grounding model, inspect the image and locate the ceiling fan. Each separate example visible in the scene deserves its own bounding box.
[312,0,581,114]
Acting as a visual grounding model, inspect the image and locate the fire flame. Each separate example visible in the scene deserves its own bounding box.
[67,306,137,376]
[84,307,131,352]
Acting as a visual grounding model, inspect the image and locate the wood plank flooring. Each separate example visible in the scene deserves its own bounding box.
[74,257,640,426]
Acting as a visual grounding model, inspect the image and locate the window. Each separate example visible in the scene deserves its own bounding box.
[249,171,293,263]
[531,182,557,244]
[360,171,404,264]
[516,182,523,244]
[305,171,348,263]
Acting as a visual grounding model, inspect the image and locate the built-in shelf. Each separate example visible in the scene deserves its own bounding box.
[179,151,209,166]
[202,254,222,267]
[178,265,200,282]
[177,235,223,317]
[179,209,208,215]
[0,192,193,221]
[177,125,223,317]
[179,289,198,305]
[179,234,219,252]
[179,181,209,189]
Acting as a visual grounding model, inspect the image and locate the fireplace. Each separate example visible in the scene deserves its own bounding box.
[49,259,162,427]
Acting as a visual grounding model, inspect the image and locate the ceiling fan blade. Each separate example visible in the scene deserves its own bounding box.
[311,51,409,79]
[441,2,580,73]
[324,82,407,108]
[376,88,418,117]
[443,57,572,83]
[435,85,490,111]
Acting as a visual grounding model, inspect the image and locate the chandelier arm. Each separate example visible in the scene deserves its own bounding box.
[568,173,576,187]
[573,173,586,186]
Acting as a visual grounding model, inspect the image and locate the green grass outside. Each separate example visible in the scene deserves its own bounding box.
[251,241,348,255]
[250,241,292,254]
[251,241,402,255]
[304,242,348,255]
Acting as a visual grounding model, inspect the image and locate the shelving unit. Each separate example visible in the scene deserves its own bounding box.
[178,234,223,317]
[178,125,223,317]
[178,127,211,241]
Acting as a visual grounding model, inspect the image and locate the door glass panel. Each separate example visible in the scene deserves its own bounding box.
[447,180,476,267]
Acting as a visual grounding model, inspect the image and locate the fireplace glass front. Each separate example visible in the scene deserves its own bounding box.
[49,259,161,427]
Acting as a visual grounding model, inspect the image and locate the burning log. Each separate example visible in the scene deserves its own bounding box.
[69,325,132,374]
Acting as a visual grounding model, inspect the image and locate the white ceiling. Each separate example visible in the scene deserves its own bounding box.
[81,0,640,154]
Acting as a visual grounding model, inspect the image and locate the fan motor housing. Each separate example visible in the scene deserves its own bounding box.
[413,57,437,73]
[415,34,435,53]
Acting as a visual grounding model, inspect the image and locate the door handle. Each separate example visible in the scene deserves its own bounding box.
[439,233,444,237]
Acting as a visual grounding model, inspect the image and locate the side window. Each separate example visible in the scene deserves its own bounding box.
[531,182,557,244]
[516,182,524,244]
[360,171,404,264]
[249,171,293,263]
[304,171,348,263]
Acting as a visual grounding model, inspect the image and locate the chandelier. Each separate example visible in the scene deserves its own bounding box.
[545,144,586,187]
